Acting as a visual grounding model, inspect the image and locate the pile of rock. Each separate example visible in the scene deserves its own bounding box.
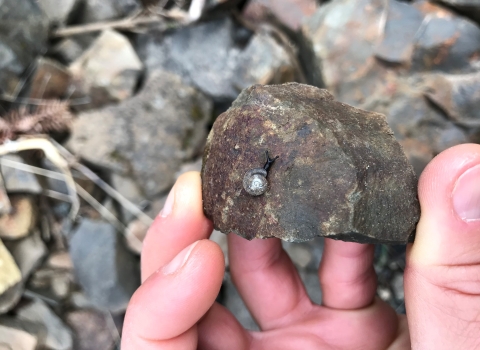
[0,0,479,340]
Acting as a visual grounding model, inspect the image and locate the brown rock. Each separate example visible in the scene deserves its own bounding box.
[0,195,37,240]
[201,83,420,244]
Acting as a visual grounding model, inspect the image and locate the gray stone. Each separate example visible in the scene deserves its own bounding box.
[0,173,11,215]
[0,0,48,96]
[360,76,470,176]
[137,17,297,102]
[68,70,213,197]
[422,71,480,128]
[52,39,87,65]
[0,322,38,350]
[4,230,47,279]
[79,0,140,23]
[66,309,117,350]
[299,270,321,305]
[1,155,42,195]
[69,219,140,313]
[202,83,420,244]
[0,283,23,315]
[37,0,80,26]
[69,30,143,108]
[16,299,73,350]
[0,238,22,298]
[299,0,480,105]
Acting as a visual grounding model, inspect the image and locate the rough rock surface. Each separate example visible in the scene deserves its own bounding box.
[137,17,298,103]
[66,309,116,350]
[202,83,420,243]
[68,70,212,196]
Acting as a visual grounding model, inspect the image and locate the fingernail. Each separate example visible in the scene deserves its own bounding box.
[160,186,175,218]
[162,241,199,275]
[453,164,480,222]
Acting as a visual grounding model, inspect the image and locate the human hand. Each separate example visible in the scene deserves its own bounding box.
[121,143,480,349]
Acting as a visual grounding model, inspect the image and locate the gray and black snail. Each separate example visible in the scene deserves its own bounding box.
[243,151,278,196]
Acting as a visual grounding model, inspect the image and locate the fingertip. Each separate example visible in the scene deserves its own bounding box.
[412,143,480,266]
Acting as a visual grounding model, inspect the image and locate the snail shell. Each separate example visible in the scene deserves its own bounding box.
[243,168,268,196]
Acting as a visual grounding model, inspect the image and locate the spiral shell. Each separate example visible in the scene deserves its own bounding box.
[243,168,268,196]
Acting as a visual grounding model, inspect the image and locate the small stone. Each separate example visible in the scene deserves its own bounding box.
[125,219,149,255]
[79,0,140,23]
[283,243,312,268]
[0,195,37,240]
[29,58,73,100]
[47,251,73,270]
[66,309,116,350]
[68,70,213,196]
[202,83,420,244]
[1,155,42,195]
[0,239,22,295]
[69,219,140,313]
[422,71,480,128]
[17,299,73,350]
[70,30,143,108]
[0,173,11,215]
[243,0,318,31]
[210,230,229,266]
[4,230,47,279]
[52,38,86,65]
[391,273,404,301]
[36,0,80,26]
[0,323,38,350]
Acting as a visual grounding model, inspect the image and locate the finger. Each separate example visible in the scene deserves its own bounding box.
[404,143,480,349]
[197,303,251,350]
[122,240,224,350]
[228,234,312,330]
[319,239,377,309]
[141,171,213,282]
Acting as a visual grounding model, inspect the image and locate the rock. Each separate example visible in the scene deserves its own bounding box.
[66,309,116,350]
[4,230,47,279]
[137,17,298,103]
[47,252,73,270]
[0,173,11,215]
[0,0,49,96]
[243,0,318,31]
[52,38,87,65]
[1,155,42,195]
[0,195,37,240]
[433,0,480,36]
[202,83,420,244]
[210,230,229,266]
[298,270,321,304]
[391,272,404,301]
[36,0,80,26]
[299,0,480,105]
[79,0,140,23]
[69,30,143,108]
[0,323,38,350]
[175,158,203,179]
[125,219,149,255]
[360,76,470,176]
[17,299,73,350]
[283,243,312,268]
[68,70,213,196]
[0,239,22,312]
[29,58,73,100]
[69,219,140,313]
[422,71,480,128]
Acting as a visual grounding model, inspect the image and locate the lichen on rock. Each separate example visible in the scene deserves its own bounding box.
[201,83,420,244]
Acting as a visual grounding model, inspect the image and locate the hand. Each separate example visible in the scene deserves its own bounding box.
[121,143,480,350]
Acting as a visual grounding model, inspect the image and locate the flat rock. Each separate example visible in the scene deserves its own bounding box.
[4,230,47,279]
[202,83,420,244]
[68,70,213,196]
[70,30,143,108]
[69,219,140,313]
[36,0,80,26]
[0,239,21,295]
[16,299,73,350]
[137,17,298,103]
[1,155,42,195]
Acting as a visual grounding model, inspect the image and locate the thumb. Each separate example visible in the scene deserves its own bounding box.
[122,239,224,350]
[405,144,480,350]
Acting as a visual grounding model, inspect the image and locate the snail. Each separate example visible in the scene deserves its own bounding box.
[243,151,279,196]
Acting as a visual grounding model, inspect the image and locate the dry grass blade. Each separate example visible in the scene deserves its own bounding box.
[0,138,79,219]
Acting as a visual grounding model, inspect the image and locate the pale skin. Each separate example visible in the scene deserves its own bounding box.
[122,143,480,350]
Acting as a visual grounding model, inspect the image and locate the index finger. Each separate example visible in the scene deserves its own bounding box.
[141,171,213,281]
